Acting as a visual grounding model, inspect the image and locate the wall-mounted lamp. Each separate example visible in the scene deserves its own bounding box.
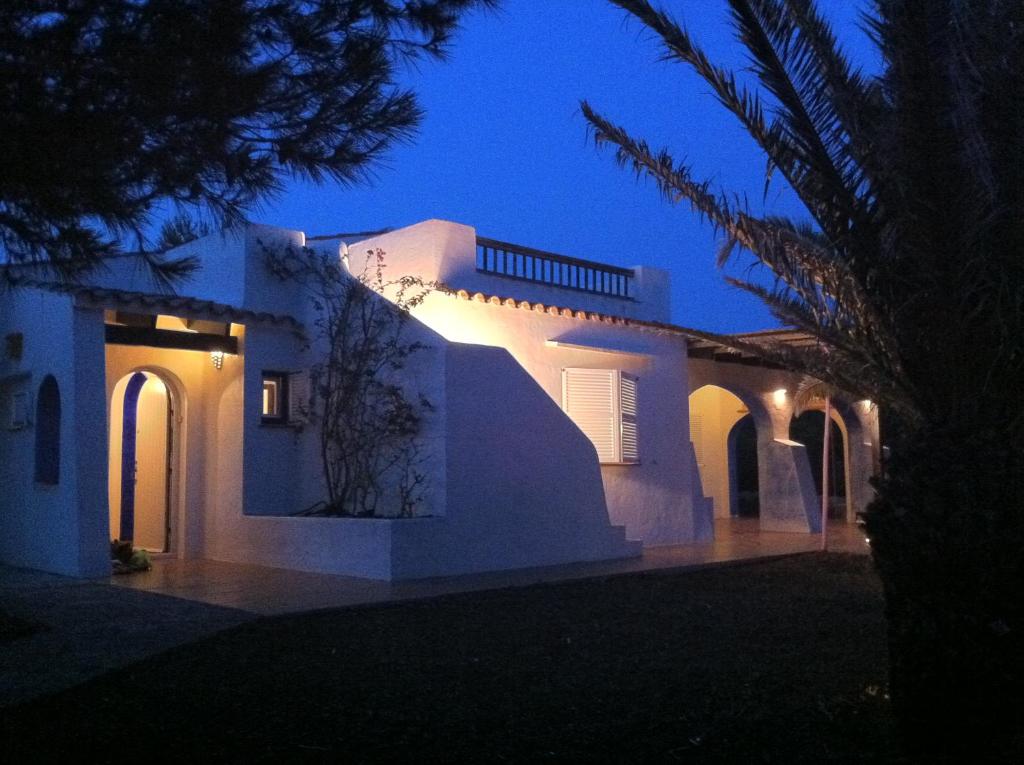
[772,388,787,407]
[211,350,225,370]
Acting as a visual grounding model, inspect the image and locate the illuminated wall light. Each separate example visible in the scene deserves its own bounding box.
[773,388,787,407]
[211,350,225,370]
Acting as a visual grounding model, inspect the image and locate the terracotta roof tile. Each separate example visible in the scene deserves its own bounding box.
[446,288,810,365]
[9,278,304,335]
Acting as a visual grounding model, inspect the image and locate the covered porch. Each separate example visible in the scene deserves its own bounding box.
[686,329,880,534]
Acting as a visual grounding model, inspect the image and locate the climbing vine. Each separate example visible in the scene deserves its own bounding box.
[264,242,437,517]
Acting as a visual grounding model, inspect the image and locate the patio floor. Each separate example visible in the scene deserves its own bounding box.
[108,518,869,615]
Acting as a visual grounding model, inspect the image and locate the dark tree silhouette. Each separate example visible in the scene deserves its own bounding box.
[0,0,492,282]
[584,0,1024,757]
[156,215,212,251]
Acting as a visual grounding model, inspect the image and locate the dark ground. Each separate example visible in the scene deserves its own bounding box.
[1,554,900,763]
[0,609,42,642]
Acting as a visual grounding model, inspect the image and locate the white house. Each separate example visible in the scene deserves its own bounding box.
[0,219,879,580]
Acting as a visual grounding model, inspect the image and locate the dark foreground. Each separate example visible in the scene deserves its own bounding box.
[2,554,899,763]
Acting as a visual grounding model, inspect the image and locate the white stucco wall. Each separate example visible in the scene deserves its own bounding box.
[4,217,879,579]
[424,306,703,546]
[391,342,639,578]
[199,341,640,580]
[331,220,707,546]
[0,289,109,576]
[233,231,450,522]
[106,225,640,579]
[330,219,673,324]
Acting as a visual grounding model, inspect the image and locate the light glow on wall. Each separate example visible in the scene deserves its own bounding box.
[773,388,787,407]
[408,296,508,347]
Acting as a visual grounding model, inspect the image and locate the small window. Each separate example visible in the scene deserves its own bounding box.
[261,370,310,425]
[261,372,286,422]
[34,375,61,484]
[562,368,639,465]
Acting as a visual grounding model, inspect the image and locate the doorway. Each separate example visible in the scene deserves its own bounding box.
[727,415,760,518]
[109,371,174,552]
[689,385,760,519]
[790,409,848,521]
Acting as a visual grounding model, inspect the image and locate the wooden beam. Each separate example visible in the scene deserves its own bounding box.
[105,325,238,354]
[687,347,718,359]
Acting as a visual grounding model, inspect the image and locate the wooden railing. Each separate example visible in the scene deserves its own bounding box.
[476,237,633,299]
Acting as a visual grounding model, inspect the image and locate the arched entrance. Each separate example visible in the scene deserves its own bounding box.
[689,385,761,519]
[727,415,759,517]
[789,409,851,522]
[108,370,178,552]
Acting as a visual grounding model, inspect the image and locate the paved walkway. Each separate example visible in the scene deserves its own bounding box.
[1,520,867,707]
[0,566,250,707]
[108,519,869,614]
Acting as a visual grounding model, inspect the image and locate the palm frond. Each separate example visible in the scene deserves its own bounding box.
[726,0,864,229]
[584,101,904,363]
[591,0,1023,427]
[581,102,740,235]
[739,0,880,208]
[791,378,839,416]
[610,0,870,247]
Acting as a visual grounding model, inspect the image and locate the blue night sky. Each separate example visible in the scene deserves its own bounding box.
[252,0,877,333]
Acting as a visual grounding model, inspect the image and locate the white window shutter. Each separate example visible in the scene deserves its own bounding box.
[562,368,617,463]
[619,372,639,464]
[287,371,310,424]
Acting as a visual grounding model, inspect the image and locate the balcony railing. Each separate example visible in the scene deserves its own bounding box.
[476,237,633,299]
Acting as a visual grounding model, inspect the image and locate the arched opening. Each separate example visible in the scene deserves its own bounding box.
[688,385,760,519]
[34,375,61,485]
[789,409,849,522]
[109,370,176,552]
[727,415,759,517]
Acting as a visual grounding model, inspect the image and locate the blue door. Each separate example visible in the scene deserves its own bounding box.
[118,372,148,541]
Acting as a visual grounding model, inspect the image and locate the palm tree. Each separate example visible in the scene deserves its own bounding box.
[583,0,1024,757]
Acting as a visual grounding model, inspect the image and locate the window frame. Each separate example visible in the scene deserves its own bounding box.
[260,371,288,425]
[561,368,640,466]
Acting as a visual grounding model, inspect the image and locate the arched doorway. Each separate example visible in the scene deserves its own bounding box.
[789,409,849,522]
[688,385,760,519]
[108,370,176,552]
[727,415,759,517]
